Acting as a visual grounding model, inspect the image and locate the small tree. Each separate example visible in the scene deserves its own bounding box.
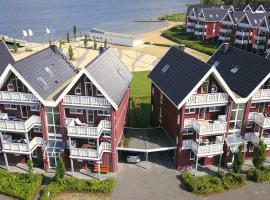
[232,144,244,173]
[84,34,88,48]
[27,159,33,173]
[59,40,62,49]
[104,38,108,49]
[54,157,66,182]
[67,31,70,43]
[13,37,18,53]
[253,141,267,169]
[73,25,77,41]
[93,37,97,50]
[68,45,74,60]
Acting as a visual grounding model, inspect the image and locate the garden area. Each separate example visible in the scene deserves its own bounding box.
[162,25,218,55]
[179,142,270,196]
[127,71,152,128]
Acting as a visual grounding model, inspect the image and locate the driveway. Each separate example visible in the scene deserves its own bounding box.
[112,152,270,200]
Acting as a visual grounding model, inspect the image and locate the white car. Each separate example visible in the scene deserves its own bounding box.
[126,152,141,163]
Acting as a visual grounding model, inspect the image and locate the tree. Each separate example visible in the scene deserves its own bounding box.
[84,34,88,48]
[73,25,77,41]
[54,157,66,182]
[13,37,18,53]
[104,38,108,49]
[232,144,244,173]
[27,159,33,173]
[253,141,267,169]
[68,45,74,60]
[93,37,97,50]
[59,40,62,49]
[67,31,70,43]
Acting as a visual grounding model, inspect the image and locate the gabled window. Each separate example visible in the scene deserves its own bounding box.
[75,84,82,95]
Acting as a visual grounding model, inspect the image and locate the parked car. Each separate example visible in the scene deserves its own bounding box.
[126,152,141,163]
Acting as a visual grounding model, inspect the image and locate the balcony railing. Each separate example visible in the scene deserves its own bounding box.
[252,44,265,50]
[255,35,267,41]
[186,93,228,107]
[195,24,206,29]
[192,117,227,136]
[186,28,195,33]
[220,29,231,33]
[67,120,111,138]
[238,23,251,28]
[252,89,270,102]
[187,22,195,26]
[195,31,204,36]
[235,39,248,45]
[254,113,270,129]
[0,115,41,133]
[70,142,111,160]
[0,91,39,104]
[222,21,233,26]
[219,36,230,41]
[236,31,249,36]
[2,137,43,154]
[245,132,270,148]
[63,95,111,108]
[258,26,269,32]
[191,141,224,157]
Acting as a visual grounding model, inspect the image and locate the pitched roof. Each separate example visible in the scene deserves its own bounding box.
[230,11,246,24]
[246,12,266,28]
[0,40,15,75]
[201,9,229,22]
[264,3,270,12]
[13,45,77,100]
[208,44,270,98]
[85,48,132,107]
[148,47,211,107]
[234,4,250,12]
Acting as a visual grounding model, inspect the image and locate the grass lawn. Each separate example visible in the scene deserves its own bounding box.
[128,71,152,128]
[159,12,186,22]
[162,25,219,55]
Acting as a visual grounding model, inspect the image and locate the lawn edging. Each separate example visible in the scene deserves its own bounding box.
[0,169,44,200]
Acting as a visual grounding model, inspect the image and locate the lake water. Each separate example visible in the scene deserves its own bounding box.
[0,0,198,42]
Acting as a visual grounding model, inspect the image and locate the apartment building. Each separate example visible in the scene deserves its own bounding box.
[0,44,132,175]
[149,45,270,171]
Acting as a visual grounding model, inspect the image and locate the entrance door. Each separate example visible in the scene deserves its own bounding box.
[21,105,28,118]
[198,108,205,120]
[87,110,94,123]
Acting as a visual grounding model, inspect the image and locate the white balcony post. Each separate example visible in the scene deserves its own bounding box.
[97,138,100,158]
[70,158,74,176]
[25,133,30,151]
[3,152,9,171]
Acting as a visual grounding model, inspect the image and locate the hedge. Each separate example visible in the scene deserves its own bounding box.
[41,177,116,200]
[247,166,270,183]
[180,172,246,195]
[0,170,43,200]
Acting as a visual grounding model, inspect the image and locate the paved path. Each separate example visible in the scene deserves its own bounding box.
[112,152,270,200]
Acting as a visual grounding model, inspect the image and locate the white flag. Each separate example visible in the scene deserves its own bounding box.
[46,27,50,34]
[23,30,28,37]
[28,29,33,36]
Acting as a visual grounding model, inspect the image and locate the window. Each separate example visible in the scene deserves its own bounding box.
[209,106,221,112]
[87,110,94,123]
[102,131,111,137]
[161,64,170,73]
[185,108,196,114]
[183,128,193,135]
[250,103,256,108]
[70,109,83,114]
[34,126,42,132]
[211,84,217,93]
[7,81,14,92]
[97,110,110,116]
[201,79,209,93]
[96,89,103,96]
[45,107,61,139]
[160,93,163,104]
[4,104,17,110]
[32,149,38,158]
[75,84,81,95]
[88,139,96,146]
[229,103,244,132]
[190,151,195,160]
[246,121,254,128]
[248,144,254,152]
[30,105,39,111]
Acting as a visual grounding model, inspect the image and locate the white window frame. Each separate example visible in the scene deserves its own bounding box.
[211,84,218,93]
[185,108,196,114]
[7,81,14,92]
[70,108,83,115]
[4,104,17,110]
[209,106,221,112]
[74,83,82,95]
[30,105,39,111]
[250,103,256,108]
[248,144,254,152]
[97,109,110,116]
[183,128,193,135]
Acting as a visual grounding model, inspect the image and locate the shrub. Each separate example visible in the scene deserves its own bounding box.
[179,172,223,195]
[0,170,43,200]
[247,166,270,183]
[40,177,116,200]
[54,157,66,182]
[27,159,33,173]
[222,173,246,190]
[216,169,225,179]
[159,13,186,22]
[68,45,74,60]
[233,144,244,173]
[253,141,267,169]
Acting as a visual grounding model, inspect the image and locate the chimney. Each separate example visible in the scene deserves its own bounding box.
[223,43,230,53]
[179,44,186,52]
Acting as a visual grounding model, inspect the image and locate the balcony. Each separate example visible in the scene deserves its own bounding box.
[252,44,265,50]
[192,116,227,136]
[2,137,43,154]
[235,31,249,36]
[254,113,270,129]
[252,89,270,102]
[222,21,233,26]
[219,36,230,41]
[0,115,41,133]
[186,93,228,107]
[245,132,270,148]
[220,29,231,33]
[187,22,195,26]
[67,120,111,139]
[195,31,204,36]
[70,142,111,160]
[235,39,248,45]
[186,28,195,33]
[195,24,206,29]
[0,91,39,105]
[255,35,267,41]
[191,141,224,157]
[238,23,251,28]
[63,95,111,109]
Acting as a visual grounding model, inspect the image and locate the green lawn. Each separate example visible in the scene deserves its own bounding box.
[159,12,186,22]
[162,25,219,55]
[128,71,152,128]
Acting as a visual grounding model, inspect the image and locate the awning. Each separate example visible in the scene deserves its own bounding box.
[225,134,247,153]
[117,128,177,152]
